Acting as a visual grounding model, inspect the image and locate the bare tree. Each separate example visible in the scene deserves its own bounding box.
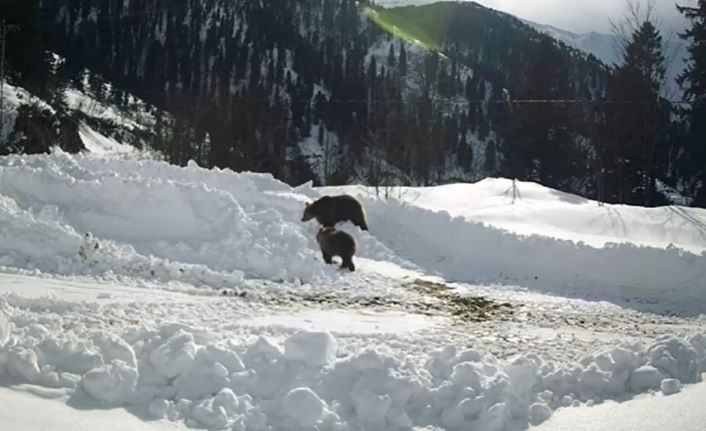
[319,125,333,186]
[363,124,392,198]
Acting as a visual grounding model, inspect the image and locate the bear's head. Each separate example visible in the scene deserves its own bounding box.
[301,196,331,222]
[316,227,336,243]
[301,202,316,222]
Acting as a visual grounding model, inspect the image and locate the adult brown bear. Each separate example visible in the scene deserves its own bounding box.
[316,227,357,271]
[301,195,368,231]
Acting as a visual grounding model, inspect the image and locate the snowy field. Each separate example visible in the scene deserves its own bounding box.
[0,149,705,431]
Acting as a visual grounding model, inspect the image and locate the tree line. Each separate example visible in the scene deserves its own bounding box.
[1,0,704,207]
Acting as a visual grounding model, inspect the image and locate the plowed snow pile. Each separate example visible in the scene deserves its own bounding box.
[1,302,704,431]
[326,181,706,252]
[2,154,704,309]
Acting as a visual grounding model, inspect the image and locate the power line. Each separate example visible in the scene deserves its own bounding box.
[211,97,705,106]
[96,85,704,106]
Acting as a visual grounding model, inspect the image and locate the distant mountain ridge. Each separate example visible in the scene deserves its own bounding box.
[523,20,686,97]
[523,20,687,98]
[523,21,620,65]
[378,1,687,96]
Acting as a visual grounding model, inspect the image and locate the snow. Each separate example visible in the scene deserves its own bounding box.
[660,378,681,396]
[242,308,441,335]
[535,381,706,431]
[65,88,146,133]
[1,82,55,145]
[3,79,162,160]
[4,291,700,431]
[0,387,184,431]
[284,331,338,367]
[320,181,706,314]
[0,310,10,347]
[2,154,704,313]
[283,387,327,427]
[78,122,136,155]
[0,152,705,430]
[325,180,706,253]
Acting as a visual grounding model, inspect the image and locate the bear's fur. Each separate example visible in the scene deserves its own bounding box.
[316,227,357,271]
[301,195,368,231]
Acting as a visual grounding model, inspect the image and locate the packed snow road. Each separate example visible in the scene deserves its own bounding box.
[0,153,705,431]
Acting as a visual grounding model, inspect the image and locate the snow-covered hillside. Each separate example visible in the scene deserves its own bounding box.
[2,76,165,159]
[0,153,704,431]
[0,82,55,146]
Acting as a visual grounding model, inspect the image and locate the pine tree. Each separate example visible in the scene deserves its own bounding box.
[608,20,669,206]
[504,37,577,189]
[398,44,407,77]
[0,0,48,90]
[677,0,706,206]
[387,43,396,70]
[484,141,497,173]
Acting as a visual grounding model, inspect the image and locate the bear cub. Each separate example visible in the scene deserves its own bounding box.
[302,195,368,231]
[316,227,357,271]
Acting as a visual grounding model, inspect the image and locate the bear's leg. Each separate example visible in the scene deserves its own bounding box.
[341,257,355,272]
[322,252,333,264]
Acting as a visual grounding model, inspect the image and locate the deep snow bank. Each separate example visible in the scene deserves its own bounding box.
[536,378,706,431]
[0,387,183,431]
[0,154,394,285]
[0,301,704,431]
[315,183,706,312]
[363,198,706,300]
[1,154,705,308]
[324,180,706,253]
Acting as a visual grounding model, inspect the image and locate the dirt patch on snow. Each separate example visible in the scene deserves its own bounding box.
[264,279,518,324]
[403,279,516,323]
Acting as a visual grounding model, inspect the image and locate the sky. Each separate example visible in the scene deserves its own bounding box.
[380,0,695,35]
[475,0,690,34]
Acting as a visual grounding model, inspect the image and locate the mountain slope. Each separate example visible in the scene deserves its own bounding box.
[1,72,167,159]
[34,0,607,188]
[527,22,620,65]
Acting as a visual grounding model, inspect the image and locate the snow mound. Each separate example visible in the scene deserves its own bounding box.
[283,387,326,427]
[284,331,338,368]
[660,378,681,396]
[325,180,706,253]
[648,336,701,384]
[0,154,382,286]
[1,153,705,312]
[0,310,10,348]
[0,301,704,431]
[352,195,706,311]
